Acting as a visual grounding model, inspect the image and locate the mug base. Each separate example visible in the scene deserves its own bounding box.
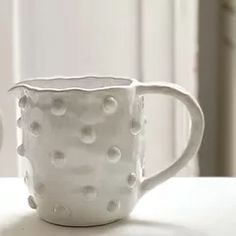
[40,215,123,227]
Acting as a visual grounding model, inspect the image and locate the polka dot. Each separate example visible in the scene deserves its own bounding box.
[53,204,69,218]
[50,151,65,168]
[103,96,118,114]
[18,96,29,109]
[107,146,121,163]
[24,171,29,185]
[51,98,66,116]
[82,186,97,201]
[107,200,120,213]
[17,144,25,156]
[130,119,142,135]
[34,182,45,196]
[17,117,22,128]
[28,195,37,209]
[127,172,137,188]
[29,121,41,136]
[79,126,96,144]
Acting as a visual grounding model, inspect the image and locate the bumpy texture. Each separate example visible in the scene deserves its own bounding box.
[17,87,145,226]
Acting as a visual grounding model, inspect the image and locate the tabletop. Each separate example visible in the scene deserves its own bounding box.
[0,177,235,236]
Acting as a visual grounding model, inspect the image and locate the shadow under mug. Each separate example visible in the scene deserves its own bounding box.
[9,76,204,226]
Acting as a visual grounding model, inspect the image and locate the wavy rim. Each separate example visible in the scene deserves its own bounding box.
[9,76,138,93]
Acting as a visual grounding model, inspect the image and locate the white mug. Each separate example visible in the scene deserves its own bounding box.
[10,76,204,226]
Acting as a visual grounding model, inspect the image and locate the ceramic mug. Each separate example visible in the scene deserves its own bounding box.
[9,76,204,226]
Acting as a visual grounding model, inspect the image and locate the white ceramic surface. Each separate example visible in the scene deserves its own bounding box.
[9,76,204,226]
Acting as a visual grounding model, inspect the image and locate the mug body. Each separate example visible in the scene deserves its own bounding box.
[15,77,145,226]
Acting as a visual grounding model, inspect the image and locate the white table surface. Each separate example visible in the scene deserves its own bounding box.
[0,177,235,236]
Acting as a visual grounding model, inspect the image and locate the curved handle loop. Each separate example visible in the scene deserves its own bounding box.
[137,82,204,195]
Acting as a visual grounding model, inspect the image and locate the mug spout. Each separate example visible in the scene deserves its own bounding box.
[8,84,25,97]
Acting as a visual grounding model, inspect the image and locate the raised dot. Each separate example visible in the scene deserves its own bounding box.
[34,182,45,196]
[17,144,25,156]
[130,119,142,135]
[82,186,97,201]
[107,146,121,163]
[18,96,29,109]
[127,172,137,188]
[50,151,65,168]
[29,121,41,136]
[51,98,66,116]
[53,204,69,218]
[24,171,29,185]
[28,195,37,209]
[80,126,96,144]
[17,117,23,128]
[103,96,118,114]
[107,200,120,213]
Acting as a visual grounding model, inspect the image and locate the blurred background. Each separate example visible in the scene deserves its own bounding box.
[0,0,234,177]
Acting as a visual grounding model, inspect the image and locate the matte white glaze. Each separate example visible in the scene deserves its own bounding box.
[10,76,204,226]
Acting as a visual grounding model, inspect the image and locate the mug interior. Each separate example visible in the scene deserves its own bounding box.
[16,77,133,91]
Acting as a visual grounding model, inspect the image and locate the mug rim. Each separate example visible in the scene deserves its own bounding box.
[9,76,138,93]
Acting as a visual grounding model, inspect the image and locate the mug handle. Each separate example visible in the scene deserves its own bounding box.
[137,82,204,195]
